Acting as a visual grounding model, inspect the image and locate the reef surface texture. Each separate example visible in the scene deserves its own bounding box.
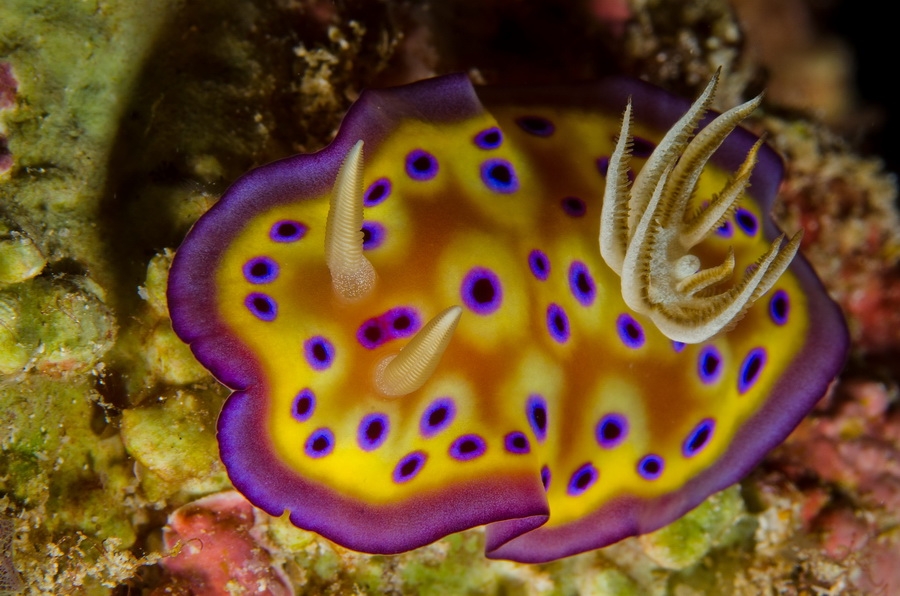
[1,0,898,594]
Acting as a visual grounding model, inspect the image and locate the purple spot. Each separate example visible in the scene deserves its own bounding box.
[393,451,427,483]
[361,221,386,250]
[528,249,550,281]
[420,398,455,438]
[546,303,570,343]
[243,256,279,284]
[245,293,277,321]
[449,434,487,461]
[568,261,596,306]
[357,317,387,349]
[637,454,664,480]
[384,306,421,339]
[567,463,599,496]
[358,413,389,451]
[715,220,734,238]
[356,307,422,349]
[560,196,586,217]
[405,149,438,181]
[304,336,335,371]
[682,418,715,458]
[595,413,628,449]
[616,313,644,348]
[672,341,686,352]
[304,428,334,458]
[270,220,307,242]
[735,208,759,236]
[769,289,789,325]
[540,465,551,491]
[504,431,531,454]
[480,158,519,193]
[474,127,503,149]
[632,136,656,158]
[738,347,767,394]
[596,156,610,177]
[515,115,554,137]
[291,389,315,422]
[698,346,722,384]
[461,267,503,315]
[527,394,548,442]
[363,177,391,207]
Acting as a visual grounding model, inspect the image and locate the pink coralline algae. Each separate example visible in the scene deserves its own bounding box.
[157,492,293,596]
[773,380,900,593]
[0,62,15,174]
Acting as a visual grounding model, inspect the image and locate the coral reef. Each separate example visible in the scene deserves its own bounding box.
[0,0,897,593]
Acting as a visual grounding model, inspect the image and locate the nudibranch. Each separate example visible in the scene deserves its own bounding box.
[168,72,848,563]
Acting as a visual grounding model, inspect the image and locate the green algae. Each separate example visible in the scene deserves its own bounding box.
[639,485,748,570]
[0,221,45,289]
[0,375,134,546]
[0,276,116,377]
[120,389,229,504]
[0,0,176,282]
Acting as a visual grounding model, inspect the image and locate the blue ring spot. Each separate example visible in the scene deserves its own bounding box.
[420,397,456,438]
[303,336,335,371]
[738,347,767,394]
[526,394,548,442]
[474,127,503,149]
[357,413,389,451]
[546,303,570,343]
[540,465,551,491]
[515,115,555,137]
[363,177,392,207]
[384,306,421,339]
[567,463,599,496]
[560,196,587,217]
[769,289,790,325]
[595,413,628,449]
[672,341,686,353]
[568,261,596,306]
[356,317,387,349]
[461,267,503,315]
[480,158,519,194]
[715,220,734,238]
[270,220,307,242]
[698,346,723,384]
[682,418,715,458]
[304,428,334,458]
[291,388,315,422]
[504,431,531,454]
[735,208,759,236]
[393,451,427,483]
[637,454,664,480]
[245,293,277,322]
[528,249,550,281]
[449,434,487,461]
[405,149,438,181]
[361,221,386,250]
[616,313,645,349]
[243,256,279,284]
